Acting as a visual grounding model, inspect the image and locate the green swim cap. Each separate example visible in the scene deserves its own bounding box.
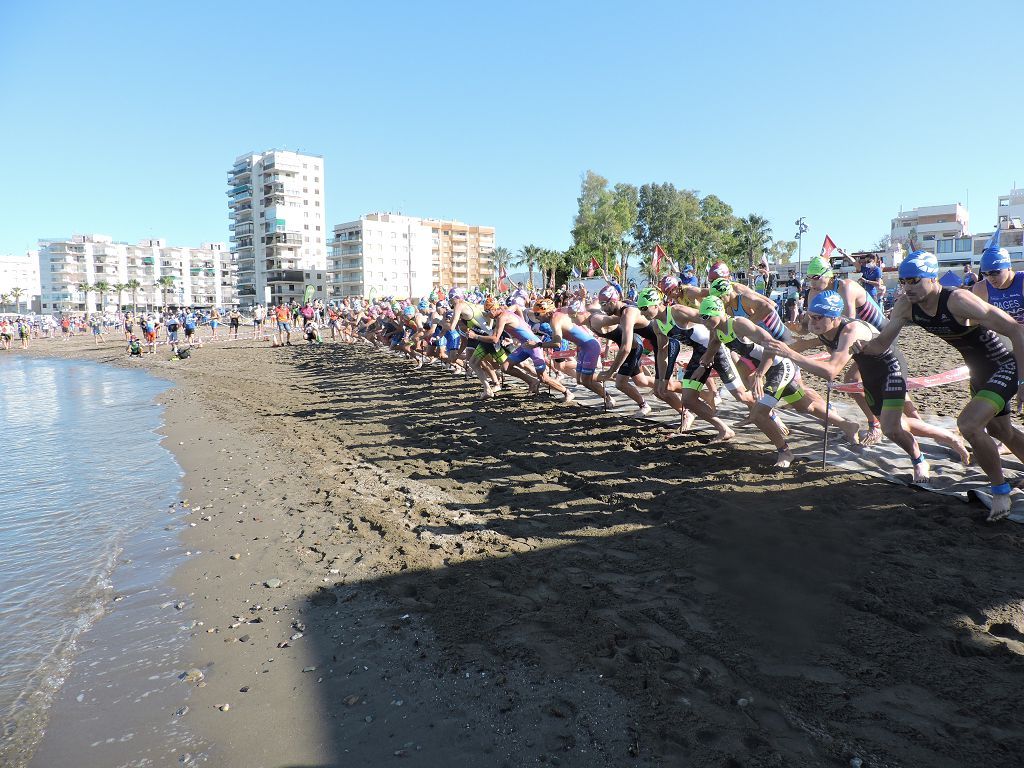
[699,296,725,317]
[636,287,663,308]
[708,278,732,298]
[807,256,833,277]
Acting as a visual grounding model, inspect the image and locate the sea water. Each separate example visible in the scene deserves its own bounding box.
[0,357,183,765]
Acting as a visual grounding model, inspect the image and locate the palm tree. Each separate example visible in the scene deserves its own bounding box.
[125,279,142,312]
[78,282,95,315]
[490,246,513,285]
[516,244,542,290]
[0,293,10,312]
[537,248,563,290]
[113,283,128,312]
[734,214,773,284]
[93,280,110,314]
[157,275,176,308]
[9,287,25,314]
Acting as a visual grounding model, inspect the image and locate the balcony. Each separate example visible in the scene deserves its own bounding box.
[142,257,155,265]
[267,269,305,284]
[265,232,303,247]
[262,159,302,173]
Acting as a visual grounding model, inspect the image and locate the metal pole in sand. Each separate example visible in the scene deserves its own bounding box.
[822,379,832,468]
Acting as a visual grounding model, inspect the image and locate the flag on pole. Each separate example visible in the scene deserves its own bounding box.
[571,265,581,280]
[587,256,600,278]
[820,235,838,260]
[652,244,667,275]
[497,266,510,291]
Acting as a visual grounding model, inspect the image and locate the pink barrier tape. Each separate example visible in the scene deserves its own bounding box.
[831,366,970,394]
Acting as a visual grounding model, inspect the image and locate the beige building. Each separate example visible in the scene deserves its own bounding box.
[427,219,495,289]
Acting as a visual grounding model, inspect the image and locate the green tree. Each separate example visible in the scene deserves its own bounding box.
[77,282,94,314]
[734,214,773,282]
[9,287,25,314]
[112,282,128,312]
[0,293,10,312]
[515,244,542,290]
[126,279,142,312]
[93,280,110,313]
[157,275,176,308]
[766,239,798,266]
[537,248,565,290]
[491,246,513,278]
[571,171,638,278]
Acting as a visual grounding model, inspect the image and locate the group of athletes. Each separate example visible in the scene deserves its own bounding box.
[336,230,1024,521]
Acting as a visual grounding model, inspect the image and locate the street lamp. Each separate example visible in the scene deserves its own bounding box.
[794,217,808,274]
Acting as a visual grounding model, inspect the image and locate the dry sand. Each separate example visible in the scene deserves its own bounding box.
[21,329,1024,767]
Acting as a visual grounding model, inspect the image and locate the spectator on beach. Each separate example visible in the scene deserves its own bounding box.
[253,303,267,339]
[859,253,883,301]
[228,307,241,339]
[962,263,978,288]
[142,314,159,354]
[127,334,143,357]
[274,301,293,346]
[209,307,221,339]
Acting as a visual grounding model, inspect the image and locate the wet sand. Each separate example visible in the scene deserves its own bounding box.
[22,330,1024,767]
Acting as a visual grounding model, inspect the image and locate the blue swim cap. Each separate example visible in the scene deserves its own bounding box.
[898,250,938,279]
[417,300,429,311]
[808,290,844,318]
[402,306,415,318]
[980,229,1011,273]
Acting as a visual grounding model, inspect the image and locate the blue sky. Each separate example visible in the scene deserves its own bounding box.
[0,0,1018,259]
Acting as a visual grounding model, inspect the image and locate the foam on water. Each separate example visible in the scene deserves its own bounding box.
[0,356,181,764]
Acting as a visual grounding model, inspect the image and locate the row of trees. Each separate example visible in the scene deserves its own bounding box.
[0,287,27,313]
[488,171,801,290]
[74,276,177,314]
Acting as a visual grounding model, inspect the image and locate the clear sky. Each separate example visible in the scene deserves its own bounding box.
[0,0,1018,259]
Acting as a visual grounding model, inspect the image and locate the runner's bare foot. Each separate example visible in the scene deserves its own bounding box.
[988,493,1011,522]
[774,448,794,468]
[912,458,931,484]
[710,428,735,444]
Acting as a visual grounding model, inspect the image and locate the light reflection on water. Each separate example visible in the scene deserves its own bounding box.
[0,356,181,763]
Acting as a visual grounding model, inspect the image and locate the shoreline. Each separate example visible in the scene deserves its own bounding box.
[14,333,1024,767]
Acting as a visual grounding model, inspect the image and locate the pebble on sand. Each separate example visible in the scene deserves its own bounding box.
[183,669,204,684]
[230,553,241,560]
[218,703,230,712]
[265,578,283,589]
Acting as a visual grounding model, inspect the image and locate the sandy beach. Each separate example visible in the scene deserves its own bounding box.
[20,330,1024,767]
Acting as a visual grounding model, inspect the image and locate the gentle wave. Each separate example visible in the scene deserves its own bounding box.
[0,357,181,765]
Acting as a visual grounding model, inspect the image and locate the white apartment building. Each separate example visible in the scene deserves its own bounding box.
[329,213,434,300]
[0,252,41,312]
[228,149,327,306]
[891,202,973,266]
[37,234,237,314]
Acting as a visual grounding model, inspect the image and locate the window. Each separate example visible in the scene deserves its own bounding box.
[936,239,954,254]
[314,177,319,182]
[303,176,307,181]
[315,201,319,207]
[315,226,320,231]
[955,238,972,252]
[304,224,309,230]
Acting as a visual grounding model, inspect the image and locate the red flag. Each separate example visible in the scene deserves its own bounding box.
[497,266,510,291]
[652,244,667,275]
[587,256,600,278]
[820,235,838,260]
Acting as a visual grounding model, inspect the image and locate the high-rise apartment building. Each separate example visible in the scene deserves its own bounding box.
[0,251,41,312]
[37,234,236,314]
[227,149,327,306]
[329,213,434,300]
[328,213,495,299]
[428,219,495,289]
